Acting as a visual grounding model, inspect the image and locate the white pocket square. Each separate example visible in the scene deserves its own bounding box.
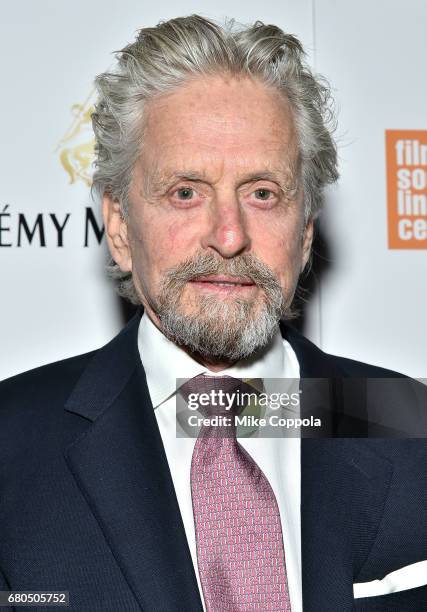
[353,560,427,598]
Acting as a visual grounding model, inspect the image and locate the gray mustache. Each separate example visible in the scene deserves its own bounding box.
[162,252,281,291]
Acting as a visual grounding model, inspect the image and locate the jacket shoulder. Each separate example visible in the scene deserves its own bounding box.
[283,323,406,378]
[0,350,98,417]
[0,312,142,425]
[327,353,406,378]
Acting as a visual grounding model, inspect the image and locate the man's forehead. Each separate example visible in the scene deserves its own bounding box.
[143,75,297,147]
[143,114,296,154]
[138,75,300,189]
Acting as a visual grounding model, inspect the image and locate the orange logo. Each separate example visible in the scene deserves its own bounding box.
[386,130,427,249]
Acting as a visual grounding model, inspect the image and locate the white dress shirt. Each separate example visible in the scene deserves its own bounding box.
[138,312,302,612]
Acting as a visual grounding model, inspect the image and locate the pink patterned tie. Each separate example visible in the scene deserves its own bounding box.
[181,374,292,612]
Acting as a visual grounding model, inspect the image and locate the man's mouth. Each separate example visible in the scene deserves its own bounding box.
[189,275,257,292]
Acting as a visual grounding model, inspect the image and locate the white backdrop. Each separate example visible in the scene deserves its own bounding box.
[0,0,425,380]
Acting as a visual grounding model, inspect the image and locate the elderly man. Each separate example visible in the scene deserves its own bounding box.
[0,15,426,612]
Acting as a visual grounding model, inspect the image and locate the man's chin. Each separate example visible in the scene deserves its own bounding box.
[157,303,281,363]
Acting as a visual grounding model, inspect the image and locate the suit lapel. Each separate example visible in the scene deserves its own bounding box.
[282,323,394,611]
[64,312,203,612]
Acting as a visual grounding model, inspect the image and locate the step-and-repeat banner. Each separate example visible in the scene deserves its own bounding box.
[1,0,425,380]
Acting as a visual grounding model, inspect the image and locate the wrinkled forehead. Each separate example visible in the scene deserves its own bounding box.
[139,74,299,172]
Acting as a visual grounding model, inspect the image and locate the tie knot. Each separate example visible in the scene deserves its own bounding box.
[179,374,262,418]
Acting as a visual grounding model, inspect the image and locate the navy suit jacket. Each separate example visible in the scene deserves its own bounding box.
[0,310,426,611]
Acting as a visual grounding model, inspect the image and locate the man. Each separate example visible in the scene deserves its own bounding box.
[0,15,426,612]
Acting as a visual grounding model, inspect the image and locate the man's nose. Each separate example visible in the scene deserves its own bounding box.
[200,196,251,258]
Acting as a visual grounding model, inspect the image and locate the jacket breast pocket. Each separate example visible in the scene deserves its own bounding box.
[353,585,427,611]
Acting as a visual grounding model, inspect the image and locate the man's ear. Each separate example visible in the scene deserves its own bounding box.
[301,218,314,272]
[102,195,132,272]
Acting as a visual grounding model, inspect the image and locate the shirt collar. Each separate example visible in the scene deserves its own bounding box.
[138,311,292,409]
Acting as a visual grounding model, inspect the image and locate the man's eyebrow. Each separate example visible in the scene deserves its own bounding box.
[237,171,284,184]
[143,171,206,198]
[153,169,287,185]
[153,170,209,185]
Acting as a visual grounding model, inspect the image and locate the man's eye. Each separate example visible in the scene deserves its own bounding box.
[254,189,273,200]
[176,187,194,200]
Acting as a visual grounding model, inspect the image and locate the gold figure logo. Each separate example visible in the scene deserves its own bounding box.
[57,91,95,187]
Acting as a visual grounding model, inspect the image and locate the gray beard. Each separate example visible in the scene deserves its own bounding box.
[153,251,296,363]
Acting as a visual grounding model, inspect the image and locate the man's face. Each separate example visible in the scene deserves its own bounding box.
[104,75,313,366]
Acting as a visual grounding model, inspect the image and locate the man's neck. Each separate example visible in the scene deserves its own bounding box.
[180,348,235,373]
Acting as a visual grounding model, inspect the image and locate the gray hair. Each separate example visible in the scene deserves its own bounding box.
[92,14,338,304]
